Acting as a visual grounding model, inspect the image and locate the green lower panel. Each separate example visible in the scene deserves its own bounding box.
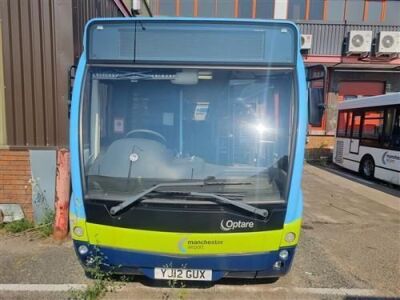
[75,218,301,255]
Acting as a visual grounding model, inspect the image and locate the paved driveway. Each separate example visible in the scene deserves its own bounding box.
[0,164,399,299]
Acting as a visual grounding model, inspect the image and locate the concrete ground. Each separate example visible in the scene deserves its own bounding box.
[0,164,399,299]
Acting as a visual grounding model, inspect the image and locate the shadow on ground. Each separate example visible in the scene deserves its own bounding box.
[111,275,280,289]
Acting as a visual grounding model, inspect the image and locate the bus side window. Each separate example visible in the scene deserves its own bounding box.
[393,109,400,149]
[337,111,347,137]
[361,110,384,140]
[383,108,395,148]
[345,112,353,137]
[352,114,361,138]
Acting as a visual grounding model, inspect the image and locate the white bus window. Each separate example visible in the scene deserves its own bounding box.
[352,115,361,138]
[393,110,400,149]
[361,110,384,140]
[346,112,353,137]
[383,108,395,147]
[362,118,384,139]
[337,111,348,137]
[364,110,384,119]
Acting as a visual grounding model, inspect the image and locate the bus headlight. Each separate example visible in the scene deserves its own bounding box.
[285,232,296,243]
[78,245,89,255]
[73,226,84,237]
[279,249,289,260]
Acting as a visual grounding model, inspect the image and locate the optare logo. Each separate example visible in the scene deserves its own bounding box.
[220,219,254,232]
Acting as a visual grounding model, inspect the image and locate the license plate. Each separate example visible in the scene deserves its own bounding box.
[154,268,212,281]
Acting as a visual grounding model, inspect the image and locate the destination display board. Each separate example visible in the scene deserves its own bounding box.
[86,19,297,65]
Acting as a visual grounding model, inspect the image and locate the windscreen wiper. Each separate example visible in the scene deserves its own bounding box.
[109,181,268,218]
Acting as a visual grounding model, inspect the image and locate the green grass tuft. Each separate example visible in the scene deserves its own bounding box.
[37,211,55,237]
[4,219,34,233]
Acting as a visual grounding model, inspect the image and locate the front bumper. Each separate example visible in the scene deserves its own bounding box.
[73,241,296,281]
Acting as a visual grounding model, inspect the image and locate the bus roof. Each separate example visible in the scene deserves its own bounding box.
[337,93,400,110]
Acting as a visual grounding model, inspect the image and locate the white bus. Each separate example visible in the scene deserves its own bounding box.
[333,93,400,185]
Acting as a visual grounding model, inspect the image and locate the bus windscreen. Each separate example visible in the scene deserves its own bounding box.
[81,67,294,203]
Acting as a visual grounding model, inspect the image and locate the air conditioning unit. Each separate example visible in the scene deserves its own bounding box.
[376,31,400,56]
[301,34,313,50]
[347,31,373,55]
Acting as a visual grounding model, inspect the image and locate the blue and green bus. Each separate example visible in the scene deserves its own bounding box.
[70,17,319,281]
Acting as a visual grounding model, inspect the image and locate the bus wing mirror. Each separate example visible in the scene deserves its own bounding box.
[306,65,327,126]
[308,88,325,126]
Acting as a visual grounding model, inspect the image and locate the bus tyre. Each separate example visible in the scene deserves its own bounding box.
[360,156,375,179]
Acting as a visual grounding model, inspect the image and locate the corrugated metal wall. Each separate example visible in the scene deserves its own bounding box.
[0,0,124,147]
[298,21,400,56]
[0,22,6,145]
[72,0,123,63]
[298,22,346,55]
[0,0,74,147]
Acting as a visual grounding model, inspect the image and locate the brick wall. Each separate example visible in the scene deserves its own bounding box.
[0,150,33,220]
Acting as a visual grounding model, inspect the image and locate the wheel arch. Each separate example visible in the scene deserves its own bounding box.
[359,154,375,177]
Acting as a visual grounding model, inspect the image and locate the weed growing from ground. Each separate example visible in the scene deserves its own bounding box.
[2,210,54,237]
[4,219,34,233]
[161,263,188,300]
[68,248,127,300]
[164,279,187,300]
[36,210,55,237]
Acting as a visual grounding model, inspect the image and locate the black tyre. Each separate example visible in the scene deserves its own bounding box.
[360,156,375,179]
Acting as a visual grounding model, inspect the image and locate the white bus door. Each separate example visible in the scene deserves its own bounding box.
[350,113,361,154]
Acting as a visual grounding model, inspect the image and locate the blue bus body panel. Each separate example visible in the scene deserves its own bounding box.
[70,54,86,219]
[74,241,296,280]
[285,50,307,224]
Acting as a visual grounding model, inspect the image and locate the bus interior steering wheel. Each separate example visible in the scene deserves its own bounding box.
[125,129,167,144]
